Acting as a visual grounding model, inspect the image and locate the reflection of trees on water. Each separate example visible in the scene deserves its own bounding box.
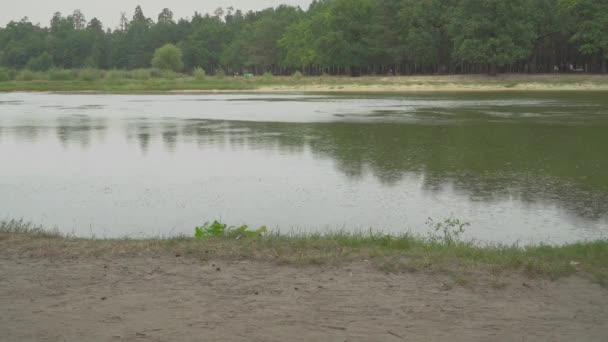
[161,119,608,221]
[161,123,178,152]
[56,115,107,147]
[18,116,607,222]
[1,115,107,146]
[13,125,43,142]
[126,120,152,153]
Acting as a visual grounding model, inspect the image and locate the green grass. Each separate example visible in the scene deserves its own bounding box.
[1,219,606,287]
[1,70,608,92]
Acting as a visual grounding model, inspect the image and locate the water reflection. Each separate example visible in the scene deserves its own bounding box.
[1,92,607,241]
[161,123,178,152]
[9,114,604,223]
[14,125,43,142]
[56,115,107,147]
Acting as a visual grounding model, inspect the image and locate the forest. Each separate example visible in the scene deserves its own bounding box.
[0,0,607,76]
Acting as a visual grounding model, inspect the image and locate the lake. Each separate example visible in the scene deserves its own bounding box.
[1,92,607,244]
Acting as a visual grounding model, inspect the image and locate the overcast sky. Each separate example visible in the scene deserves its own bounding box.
[0,0,313,29]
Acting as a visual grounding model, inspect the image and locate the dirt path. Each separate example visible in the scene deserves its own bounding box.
[1,256,606,342]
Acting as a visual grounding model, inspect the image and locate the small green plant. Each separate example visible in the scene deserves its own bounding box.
[195,220,267,239]
[195,221,227,238]
[293,70,303,80]
[262,72,274,79]
[215,68,225,78]
[193,67,206,80]
[226,225,268,239]
[426,216,470,245]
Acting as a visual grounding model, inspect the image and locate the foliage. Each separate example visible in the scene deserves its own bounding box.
[0,68,9,82]
[26,52,54,71]
[562,0,608,61]
[426,217,470,245]
[400,0,454,69]
[193,67,206,80]
[48,68,75,80]
[151,44,183,71]
[132,69,152,80]
[16,69,35,81]
[4,218,606,286]
[79,68,102,81]
[195,221,267,239]
[195,221,227,238]
[106,69,131,80]
[450,0,537,74]
[0,3,607,75]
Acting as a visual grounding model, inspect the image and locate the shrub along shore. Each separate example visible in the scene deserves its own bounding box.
[1,69,608,93]
[1,219,606,287]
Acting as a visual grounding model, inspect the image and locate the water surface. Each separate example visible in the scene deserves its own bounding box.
[1,92,607,243]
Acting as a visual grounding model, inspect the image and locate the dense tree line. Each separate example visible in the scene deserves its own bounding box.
[1,0,607,76]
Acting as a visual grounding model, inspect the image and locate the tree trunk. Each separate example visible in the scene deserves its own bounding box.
[489,63,497,76]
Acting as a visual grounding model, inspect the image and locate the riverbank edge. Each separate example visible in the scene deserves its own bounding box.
[2,74,608,93]
[2,222,607,288]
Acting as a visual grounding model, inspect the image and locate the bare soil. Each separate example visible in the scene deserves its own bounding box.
[1,255,607,342]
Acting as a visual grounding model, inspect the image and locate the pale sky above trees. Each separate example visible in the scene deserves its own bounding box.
[0,0,313,28]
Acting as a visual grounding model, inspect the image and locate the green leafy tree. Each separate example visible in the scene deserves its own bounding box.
[278,18,317,71]
[47,11,93,68]
[365,0,404,72]
[243,6,302,72]
[561,0,608,72]
[400,0,455,73]
[0,18,47,69]
[26,51,54,71]
[0,2,604,75]
[180,13,225,72]
[151,43,183,71]
[450,0,537,75]
[310,0,374,75]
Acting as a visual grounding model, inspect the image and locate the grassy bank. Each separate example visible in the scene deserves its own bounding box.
[1,220,606,287]
[1,69,608,92]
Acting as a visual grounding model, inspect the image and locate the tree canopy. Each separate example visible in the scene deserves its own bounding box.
[1,0,607,75]
[151,44,183,71]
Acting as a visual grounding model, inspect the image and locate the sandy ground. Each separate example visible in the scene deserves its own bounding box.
[169,83,608,94]
[253,83,608,93]
[172,75,608,93]
[1,255,607,342]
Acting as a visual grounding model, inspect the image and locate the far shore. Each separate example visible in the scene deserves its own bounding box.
[187,82,608,93]
[2,74,608,93]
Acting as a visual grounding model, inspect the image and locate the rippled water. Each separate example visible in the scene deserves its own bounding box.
[1,92,607,243]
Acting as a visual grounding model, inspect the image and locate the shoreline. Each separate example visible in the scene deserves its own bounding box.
[2,220,606,287]
[2,227,608,340]
[2,74,608,93]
